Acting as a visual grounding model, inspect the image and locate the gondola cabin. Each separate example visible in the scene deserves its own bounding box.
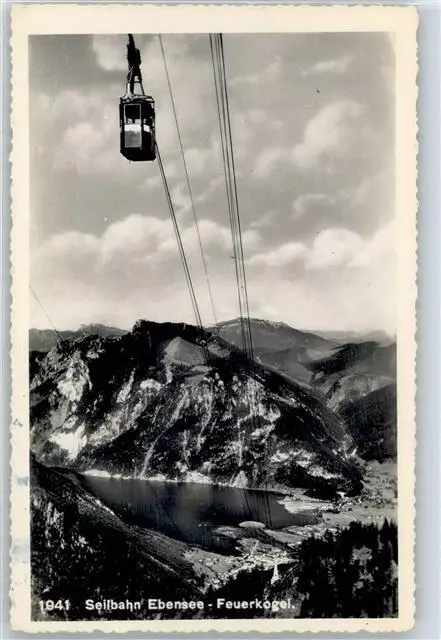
[119,95,156,162]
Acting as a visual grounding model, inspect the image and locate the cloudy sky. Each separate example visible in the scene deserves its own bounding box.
[29,32,396,334]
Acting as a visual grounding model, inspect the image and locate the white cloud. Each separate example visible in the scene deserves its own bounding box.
[33,213,260,282]
[34,89,106,123]
[30,212,262,330]
[183,137,220,177]
[292,193,331,219]
[39,231,99,260]
[290,169,394,238]
[99,215,171,267]
[291,101,368,170]
[253,101,374,178]
[170,182,192,221]
[163,162,178,179]
[31,217,395,335]
[303,55,352,76]
[55,119,117,175]
[307,228,364,270]
[241,229,261,252]
[228,108,274,161]
[186,219,231,252]
[350,220,395,268]
[92,35,129,72]
[244,220,395,334]
[247,223,393,274]
[248,242,307,268]
[140,162,177,193]
[40,89,131,177]
[345,170,392,208]
[253,147,289,177]
[156,218,242,258]
[141,174,162,191]
[246,253,395,336]
[195,175,224,205]
[250,211,278,229]
[230,55,282,87]
[186,222,260,255]
[33,86,126,176]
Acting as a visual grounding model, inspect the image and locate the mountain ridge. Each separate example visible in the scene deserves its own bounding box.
[30,319,363,498]
[30,323,127,352]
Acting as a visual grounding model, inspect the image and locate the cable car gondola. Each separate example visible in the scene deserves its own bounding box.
[120,34,156,162]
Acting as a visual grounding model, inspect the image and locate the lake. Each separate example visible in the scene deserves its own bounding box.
[80,475,320,554]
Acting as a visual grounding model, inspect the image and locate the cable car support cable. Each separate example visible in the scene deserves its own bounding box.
[210,35,254,362]
[29,286,63,345]
[209,35,248,357]
[210,33,273,527]
[159,35,219,333]
[210,33,263,521]
[218,34,255,362]
[156,143,204,330]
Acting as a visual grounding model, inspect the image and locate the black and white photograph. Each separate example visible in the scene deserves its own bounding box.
[10,4,418,633]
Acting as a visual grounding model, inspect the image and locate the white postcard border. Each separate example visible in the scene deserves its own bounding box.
[10,4,418,633]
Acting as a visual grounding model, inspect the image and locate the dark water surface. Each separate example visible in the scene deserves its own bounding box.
[80,475,319,554]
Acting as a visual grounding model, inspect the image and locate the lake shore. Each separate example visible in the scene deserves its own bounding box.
[82,467,296,496]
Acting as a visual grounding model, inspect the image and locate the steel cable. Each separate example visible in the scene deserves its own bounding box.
[159,35,219,333]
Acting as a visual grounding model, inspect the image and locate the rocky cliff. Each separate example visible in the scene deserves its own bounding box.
[30,320,362,497]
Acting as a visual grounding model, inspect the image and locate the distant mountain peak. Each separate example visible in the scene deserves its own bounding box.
[29,323,127,353]
[216,317,290,330]
[79,322,127,332]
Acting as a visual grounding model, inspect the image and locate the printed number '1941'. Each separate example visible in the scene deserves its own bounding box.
[39,599,70,613]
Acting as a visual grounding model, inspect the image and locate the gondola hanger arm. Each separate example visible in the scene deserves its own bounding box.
[125,33,143,97]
